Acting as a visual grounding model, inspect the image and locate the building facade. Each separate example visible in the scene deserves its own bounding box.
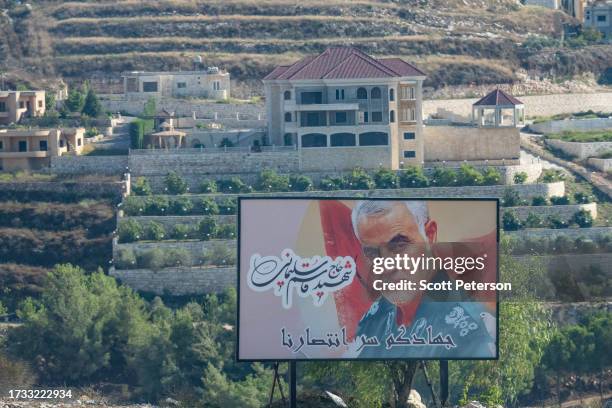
[525,0,560,9]
[264,47,426,169]
[121,68,230,101]
[584,1,612,40]
[0,128,84,171]
[0,90,46,125]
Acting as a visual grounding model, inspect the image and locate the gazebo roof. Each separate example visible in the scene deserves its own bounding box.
[473,89,523,107]
[151,130,186,137]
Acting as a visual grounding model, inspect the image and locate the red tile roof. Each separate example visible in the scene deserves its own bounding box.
[473,89,523,106]
[263,47,425,80]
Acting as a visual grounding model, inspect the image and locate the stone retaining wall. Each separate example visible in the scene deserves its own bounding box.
[0,180,126,202]
[505,202,597,222]
[506,226,612,239]
[109,266,235,295]
[588,157,612,172]
[113,237,236,260]
[514,253,612,275]
[546,139,612,159]
[530,117,612,134]
[121,214,235,229]
[50,155,128,176]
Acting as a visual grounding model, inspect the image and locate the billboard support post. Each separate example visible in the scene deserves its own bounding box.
[289,361,297,408]
[440,360,449,407]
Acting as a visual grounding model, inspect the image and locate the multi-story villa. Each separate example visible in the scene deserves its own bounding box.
[121,68,230,101]
[264,47,426,169]
[0,90,46,125]
[584,0,612,40]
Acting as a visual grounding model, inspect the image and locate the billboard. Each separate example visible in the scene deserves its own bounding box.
[237,198,499,361]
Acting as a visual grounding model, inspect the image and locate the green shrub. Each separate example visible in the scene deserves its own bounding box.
[207,243,236,266]
[513,171,528,185]
[345,168,374,190]
[501,188,521,207]
[145,196,170,215]
[573,192,590,204]
[171,224,192,240]
[550,195,571,205]
[531,196,548,206]
[457,164,483,186]
[540,169,566,183]
[548,215,569,229]
[399,166,429,188]
[502,211,522,231]
[217,177,248,193]
[216,223,237,239]
[289,174,313,192]
[320,176,345,191]
[431,167,457,186]
[122,196,144,215]
[171,196,194,215]
[573,209,594,228]
[524,213,544,228]
[118,219,143,243]
[595,233,612,251]
[137,248,166,270]
[114,248,136,269]
[199,179,217,193]
[164,248,192,268]
[373,168,399,189]
[198,217,217,240]
[146,221,165,241]
[198,197,219,215]
[164,171,188,194]
[132,177,152,196]
[218,198,237,215]
[552,235,575,253]
[482,167,502,186]
[256,169,290,192]
[575,237,598,253]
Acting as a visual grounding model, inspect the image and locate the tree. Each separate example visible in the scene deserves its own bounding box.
[482,167,502,185]
[132,177,152,196]
[513,172,528,185]
[502,211,522,231]
[256,169,289,192]
[129,120,144,149]
[373,168,399,189]
[345,168,374,190]
[431,167,457,186]
[65,88,85,113]
[289,174,313,192]
[457,164,484,186]
[164,172,188,194]
[82,88,103,117]
[572,209,594,228]
[399,166,429,188]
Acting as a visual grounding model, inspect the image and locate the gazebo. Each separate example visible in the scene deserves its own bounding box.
[151,121,186,148]
[472,89,524,128]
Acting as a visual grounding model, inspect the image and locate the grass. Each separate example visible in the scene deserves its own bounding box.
[546,130,612,143]
[0,171,56,182]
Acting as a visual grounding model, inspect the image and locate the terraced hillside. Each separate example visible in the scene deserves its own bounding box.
[1,0,610,94]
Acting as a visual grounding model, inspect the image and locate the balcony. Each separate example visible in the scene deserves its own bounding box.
[284,102,360,112]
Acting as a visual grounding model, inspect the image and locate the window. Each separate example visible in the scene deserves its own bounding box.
[330,133,356,147]
[335,112,347,124]
[39,140,48,151]
[18,140,27,152]
[335,89,345,100]
[142,82,158,92]
[389,88,395,101]
[213,81,221,91]
[401,108,416,122]
[283,133,294,146]
[59,139,65,148]
[597,15,606,22]
[390,110,395,123]
[364,112,369,123]
[177,82,187,89]
[284,112,292,122]
[359,132,388,146]
[371,87,381,99]
[301,111,326,127]
[301,92,322,104]
[403,132,416,140]
[371,112,383,122]
[301,133,327,147]
[403,150,416,158]
[19,101,25,109]
[77,138,82,146]
[284,90,291,100]
[401,87,415,100]
[38,100,43,108]
[0,141,3,150]
[0,102,5,112]
[357,88,368,99]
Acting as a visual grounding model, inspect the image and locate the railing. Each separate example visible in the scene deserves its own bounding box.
[129,145,298,155]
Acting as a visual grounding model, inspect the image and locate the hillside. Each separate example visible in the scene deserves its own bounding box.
[0,0,611,95]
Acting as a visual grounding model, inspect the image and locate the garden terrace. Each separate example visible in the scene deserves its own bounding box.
[545,130,612,143]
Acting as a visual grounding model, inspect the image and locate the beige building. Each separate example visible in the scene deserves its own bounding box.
[584,0,612,40]
[122,68,230,101]
[0,128,84,171]
[0,90,46,125]
[264,47,426,169]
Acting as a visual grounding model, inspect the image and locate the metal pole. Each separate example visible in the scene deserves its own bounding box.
[289,361,297,408]
[440,360,449,407]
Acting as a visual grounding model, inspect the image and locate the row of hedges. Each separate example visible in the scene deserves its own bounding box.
[503,209,594,230]
[114,243,235,270]
[508,233,612,255]
[0,201,115,234]
[122,196,237,216]
[500,189,594,207]
[118,218,236,243]
[133,166,506,195]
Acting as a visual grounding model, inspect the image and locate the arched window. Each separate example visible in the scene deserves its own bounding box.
[330,133,356,147]
[283,90,291,100]
[389,88,395,101]
[359,132,388,146]
[301,133,327,148]
[284,112,292,122]
[357,87,368,99]
[371,87,381,99]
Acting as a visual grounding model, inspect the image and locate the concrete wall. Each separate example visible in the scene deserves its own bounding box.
[545,139,612,159]
[110,266,235,295]
[423,93,612,120]
[423,126,520,162]
[588,157,612,172]
[50,155,129,176]
[530,117,612,134]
